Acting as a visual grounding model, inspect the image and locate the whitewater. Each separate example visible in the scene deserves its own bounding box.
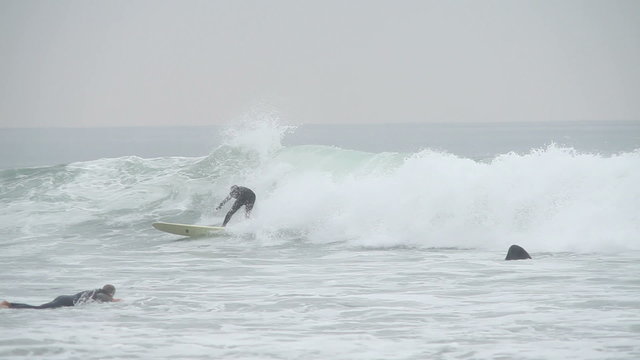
[1,121,639,359]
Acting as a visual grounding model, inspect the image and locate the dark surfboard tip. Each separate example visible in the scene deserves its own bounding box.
[505,244,532,260]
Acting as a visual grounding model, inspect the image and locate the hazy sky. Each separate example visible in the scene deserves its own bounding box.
[1,0,639,128]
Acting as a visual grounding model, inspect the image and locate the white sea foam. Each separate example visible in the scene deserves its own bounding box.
[226,123,640,252]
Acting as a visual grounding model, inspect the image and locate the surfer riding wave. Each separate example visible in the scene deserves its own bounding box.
[216,185,256,227]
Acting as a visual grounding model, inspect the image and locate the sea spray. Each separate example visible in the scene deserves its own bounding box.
[221,111,296,161]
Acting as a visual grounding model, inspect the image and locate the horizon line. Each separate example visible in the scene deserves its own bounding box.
[1,119,639,130]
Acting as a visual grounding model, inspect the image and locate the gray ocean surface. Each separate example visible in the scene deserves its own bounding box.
[1,121,639,359]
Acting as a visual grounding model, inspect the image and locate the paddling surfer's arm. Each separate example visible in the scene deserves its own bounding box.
[93,292,121,303]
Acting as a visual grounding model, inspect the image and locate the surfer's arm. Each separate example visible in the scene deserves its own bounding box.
[216,196,231,210]
[95,293,121,302]
[94,293,115,303]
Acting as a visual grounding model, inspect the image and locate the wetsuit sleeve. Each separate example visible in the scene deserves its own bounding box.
[217,195,232,210]
[94,293,113,303]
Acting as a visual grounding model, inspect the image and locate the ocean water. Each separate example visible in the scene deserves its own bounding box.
[1,121,639,359]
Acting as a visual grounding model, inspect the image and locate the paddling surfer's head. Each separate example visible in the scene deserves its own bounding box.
[102,284,116,296]
[230,185,239,197]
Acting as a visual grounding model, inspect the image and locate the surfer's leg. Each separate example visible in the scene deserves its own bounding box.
[244,201,254,218]
[3,302,41,309]
[1,300,13,308]
[3,295,74,309]
[30,295,75,309]
[223,201,242,226]
[222,210,236,226]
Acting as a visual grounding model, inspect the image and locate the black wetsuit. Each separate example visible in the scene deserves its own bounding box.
[7,288,114,309]
[218,186,256,226]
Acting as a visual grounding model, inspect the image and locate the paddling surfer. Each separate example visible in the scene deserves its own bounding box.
[1,284,121,309]
[216,185,256,227]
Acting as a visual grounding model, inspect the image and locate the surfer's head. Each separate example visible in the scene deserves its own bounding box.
[102,284,116,296]
[230,185,239,196]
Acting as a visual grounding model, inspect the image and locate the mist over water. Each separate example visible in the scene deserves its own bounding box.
[1,120,639,359]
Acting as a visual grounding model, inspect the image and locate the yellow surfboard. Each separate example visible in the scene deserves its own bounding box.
[152,222,225,237]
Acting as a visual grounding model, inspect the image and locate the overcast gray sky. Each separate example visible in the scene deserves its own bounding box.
[1,0,639,128]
